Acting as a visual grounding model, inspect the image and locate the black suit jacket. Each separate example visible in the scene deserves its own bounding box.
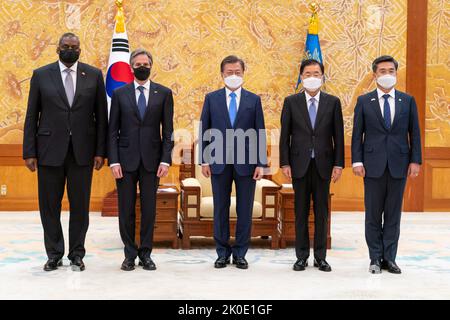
[23,61,108,166]
[279,91,345,180]
[107,81,174,172]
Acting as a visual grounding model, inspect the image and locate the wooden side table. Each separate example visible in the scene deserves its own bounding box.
[135,186,180,249]
[102,186,180,249]
[278,187,332,249]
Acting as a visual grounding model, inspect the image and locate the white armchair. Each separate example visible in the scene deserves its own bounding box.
[179,145,280,249]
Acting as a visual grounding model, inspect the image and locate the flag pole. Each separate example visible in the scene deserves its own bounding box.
[115,0,125,33]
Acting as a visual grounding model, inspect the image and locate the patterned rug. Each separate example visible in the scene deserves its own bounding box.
[0,212,449,300]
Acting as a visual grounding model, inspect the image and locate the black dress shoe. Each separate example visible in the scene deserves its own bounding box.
[314,259,332,272]
[139,257,157,271]
[214,257,231,269]
[70,256,85,272]
[293,259,308,271]
[233,257,248,269]
[369,259,382,274]
[43,258,63,271]
[383,260,402,274]
[121,258,135,271]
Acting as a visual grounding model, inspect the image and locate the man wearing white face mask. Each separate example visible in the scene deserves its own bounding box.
[351,55,422,275]
[280,59,345,272]
[199,55,267,269]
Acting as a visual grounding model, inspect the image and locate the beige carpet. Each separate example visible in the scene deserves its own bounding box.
[0,212,449,299]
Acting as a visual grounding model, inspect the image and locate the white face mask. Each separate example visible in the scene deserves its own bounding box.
[376,74,397,89]
[302,77,323,91]
[224,75,243,90]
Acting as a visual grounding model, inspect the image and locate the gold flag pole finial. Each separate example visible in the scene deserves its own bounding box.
[308,2,320,35]
[115,0,125,33]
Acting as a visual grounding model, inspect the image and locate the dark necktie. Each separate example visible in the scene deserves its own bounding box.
[137,86,146,120]
[383,94,391,129]
[309,97,317,158]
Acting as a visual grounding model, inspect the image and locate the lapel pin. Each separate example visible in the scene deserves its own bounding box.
[399,98,402,102]
[81,72,86,76]
[154,90,158,93]
[370,98,376,101]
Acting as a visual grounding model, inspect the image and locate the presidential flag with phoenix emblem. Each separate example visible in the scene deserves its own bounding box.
[295,2,323,92]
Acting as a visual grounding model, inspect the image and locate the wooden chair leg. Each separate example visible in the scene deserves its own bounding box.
[182,232,191,249]
[271,234,279,250]
[172,238,179,249]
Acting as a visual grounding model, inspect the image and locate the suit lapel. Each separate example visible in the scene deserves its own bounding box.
[297,92,313,132]
[314,91,327,129]
[391,90,403,129]
[71,63,87,108]
[49,62,70,109]
[142,82,157,122]
[369,90,388,131]
[219,88,232,129]
[233,88,249,128]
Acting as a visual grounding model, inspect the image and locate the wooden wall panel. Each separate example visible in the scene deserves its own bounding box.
[431,168,450,199]
[423,148,450,211]
[403,0,428,211]
[0,0,449,213]
[270,146,365,212]
[0,164,179,211]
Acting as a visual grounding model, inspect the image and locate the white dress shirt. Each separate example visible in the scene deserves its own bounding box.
[352,88,396,168]
[110,80,169,168]
[377,87,396,123]
[134,80,150,105]
[305,90,320,114]
[225,86,242,111]
[59,60,77,92]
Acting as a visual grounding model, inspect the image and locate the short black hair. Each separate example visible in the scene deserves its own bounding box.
[220,55,245,73]
[300,59,324,75]
[58,32,79,46]
[372,55,398,72]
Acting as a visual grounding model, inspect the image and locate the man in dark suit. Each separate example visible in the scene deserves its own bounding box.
[23,33,108,272]
[352,55,422,274]
[200,55,267,269]
[108,48,174,271]
[280,59,344,272]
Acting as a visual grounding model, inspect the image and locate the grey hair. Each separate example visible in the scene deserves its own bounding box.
[130,48,153,66]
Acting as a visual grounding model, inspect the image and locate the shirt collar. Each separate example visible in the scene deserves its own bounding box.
[225,86,242,98]
[59,60,78,73]
[377,87,395,100]
[305,90,320,103]
[134,80,151,91]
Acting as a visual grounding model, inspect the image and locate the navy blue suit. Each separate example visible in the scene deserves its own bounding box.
[108,81,174,260]
[351,89,422,262]
[199,87,267,259]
